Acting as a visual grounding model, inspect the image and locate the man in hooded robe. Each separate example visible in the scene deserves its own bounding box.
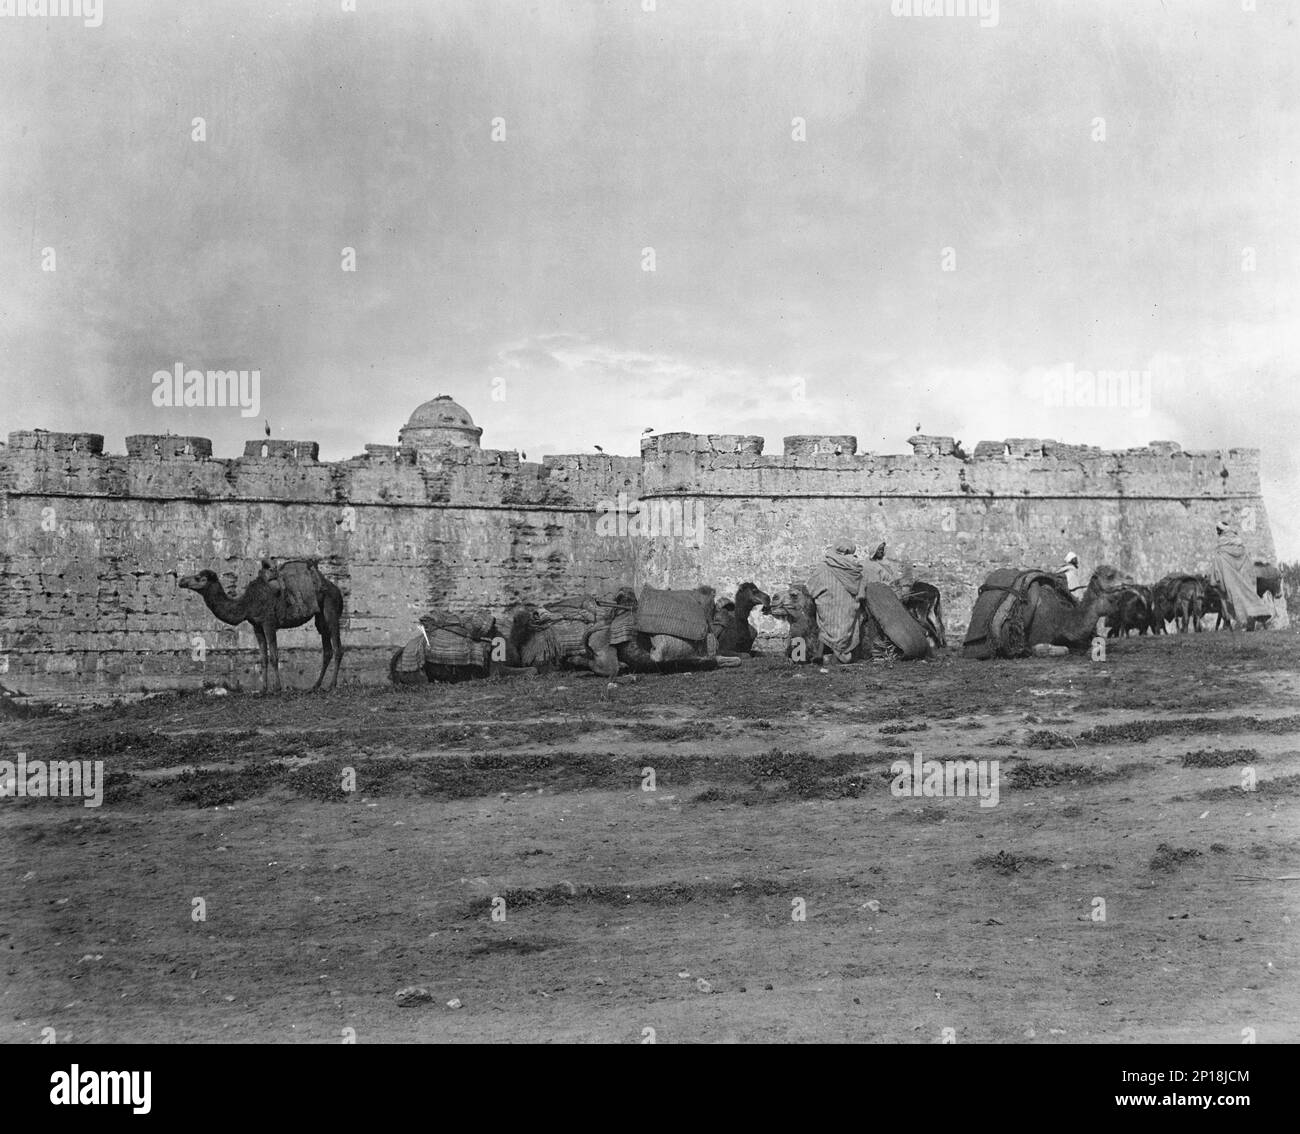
[1207,515,1271,628]
[805,538,865,664]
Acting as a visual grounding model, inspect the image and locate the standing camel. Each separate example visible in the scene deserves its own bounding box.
[179,558,344,692]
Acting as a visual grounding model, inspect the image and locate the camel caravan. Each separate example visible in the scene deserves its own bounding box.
[177,513,1286,691]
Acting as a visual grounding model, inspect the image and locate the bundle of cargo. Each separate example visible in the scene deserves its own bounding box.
[859,582,930,660]
[601,586,639,646]
[390,608,499,683]
[633,585,721,664]
[519,596,601,669]
[963,569,1066,659]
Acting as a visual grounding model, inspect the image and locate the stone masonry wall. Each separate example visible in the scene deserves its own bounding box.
[0,430,640,699]
[0,426,1274,698]
[637,432,1274,641]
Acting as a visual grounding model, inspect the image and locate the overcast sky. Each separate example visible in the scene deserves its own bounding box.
[2,0,1296,554]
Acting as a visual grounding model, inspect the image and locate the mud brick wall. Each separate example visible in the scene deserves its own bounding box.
[637,432,1274,638]
[0,426,1273,697]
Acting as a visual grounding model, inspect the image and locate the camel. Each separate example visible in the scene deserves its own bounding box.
[966,565,1131,658]
[766,584,825,662]
[1108,584,1154,637]
[1023,565,1131,650]
[507,586,739,677]
[388,610,534,684]
[179,558,344,692]
[1152,573,1204,634]
[1197,576,1232,631]
[713,582,772,656]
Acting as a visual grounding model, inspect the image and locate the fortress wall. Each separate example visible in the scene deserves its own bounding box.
[0,435,640,698]
[638,435,1272,634]
[0,426,1274,698]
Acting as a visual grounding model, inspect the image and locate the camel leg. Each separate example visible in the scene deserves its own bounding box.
[310,612,332,692]
[252,624,269,693]
[266,631,282,692]
[328,617,343,690]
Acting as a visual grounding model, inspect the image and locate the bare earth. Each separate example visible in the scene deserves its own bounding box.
[3,630,1299,1044]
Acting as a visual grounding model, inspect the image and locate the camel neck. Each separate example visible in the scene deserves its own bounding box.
[203,585,247,626]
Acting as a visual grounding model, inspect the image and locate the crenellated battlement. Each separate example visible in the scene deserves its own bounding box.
[637,432,1260,501]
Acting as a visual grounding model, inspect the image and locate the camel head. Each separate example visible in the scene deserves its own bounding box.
[767,584,815,624]
[1086,564,1131,593]
[735,581,772,612]
[1083,565,1134,616]
[178,569,222,594]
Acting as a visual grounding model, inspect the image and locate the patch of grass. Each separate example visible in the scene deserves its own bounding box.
[974,850,1052,875]
[624,722,718,742]
[1149,843,1203,872]
[1182,748,1259,768]
[1006,761,1144,789]
[909,804,950,823]
[1079,714,1300,745]
[1023,730,1077,749]
[462,877,792,917]
[1196,773,1300,802]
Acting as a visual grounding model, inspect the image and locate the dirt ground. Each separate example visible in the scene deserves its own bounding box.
[3,630,1298,1044]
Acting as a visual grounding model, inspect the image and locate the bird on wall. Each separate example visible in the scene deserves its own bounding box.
[521,452,527,461]
[643,427,654,434]
[915,423,921,432]
[594,444,604,453]
[264,420,271,437]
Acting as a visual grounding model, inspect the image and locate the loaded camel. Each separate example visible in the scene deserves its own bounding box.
[179,558,344,692]
[1025,565,1131,651]
[964,564,1131,658]
[388,608,535,684]
[508,586,743,677]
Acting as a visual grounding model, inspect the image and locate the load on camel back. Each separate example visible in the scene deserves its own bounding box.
[962,564,1132,659]
[389,607,535,684]
[391,584,744,684]
[769,539,932,664]
[523,584,742,677]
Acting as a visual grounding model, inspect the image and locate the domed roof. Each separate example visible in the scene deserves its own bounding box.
[399,395,482,451]
[406,395,477,430]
